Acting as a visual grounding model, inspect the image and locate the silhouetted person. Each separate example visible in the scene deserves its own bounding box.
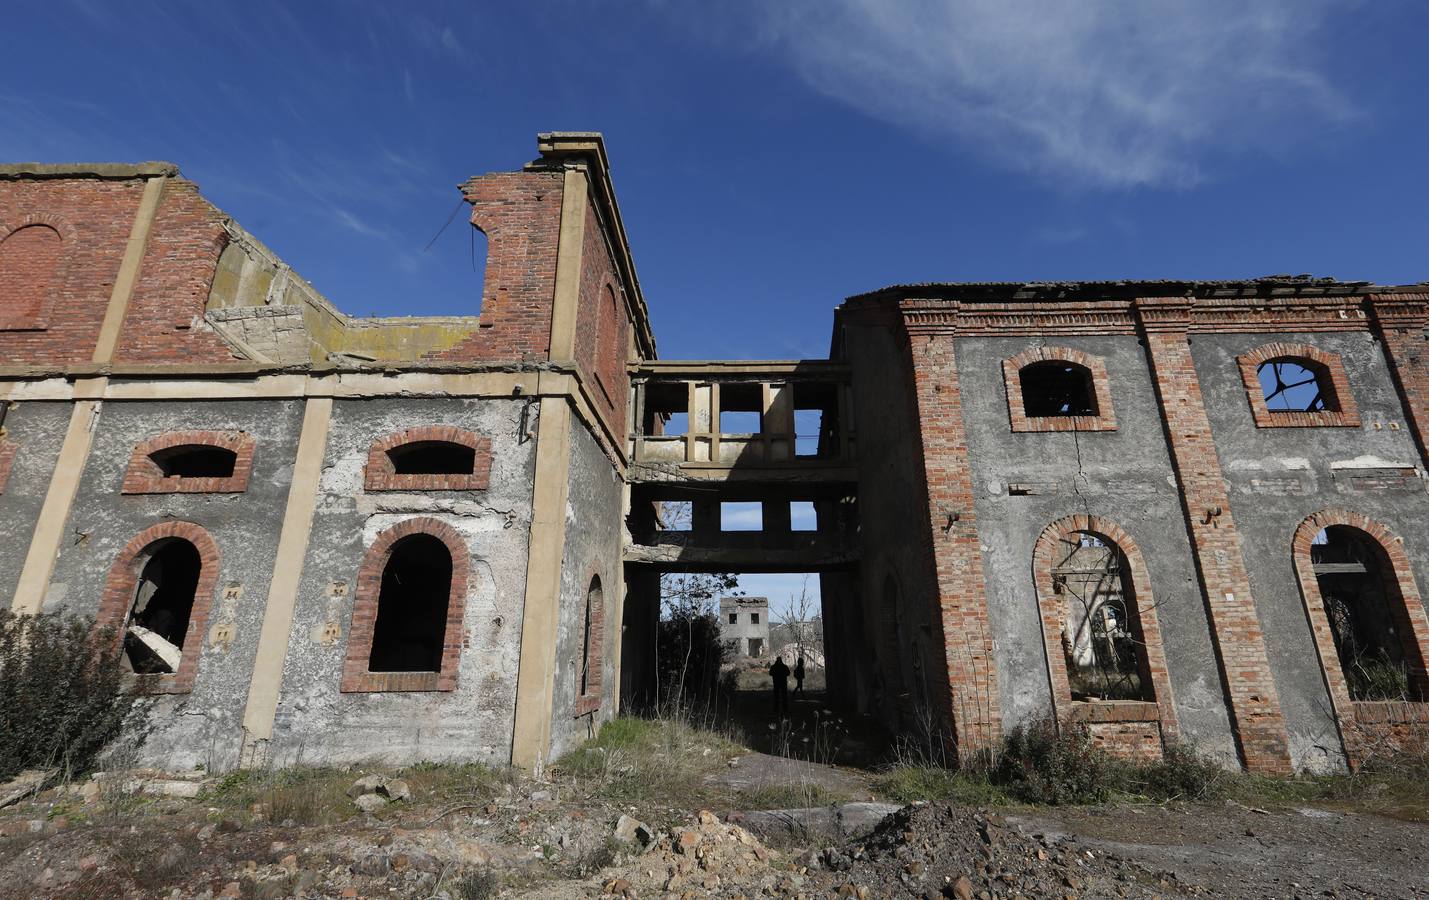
[794,656,806,694]
[769,655,790,715]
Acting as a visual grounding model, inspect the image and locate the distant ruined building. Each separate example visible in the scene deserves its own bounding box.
[1,134,1426,775]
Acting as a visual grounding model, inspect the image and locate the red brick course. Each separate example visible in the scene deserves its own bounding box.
[1237,342,1360,428]
[573,195,632,440]
[341,517,469,693]
[1290,509,1429,766]
[1369,293,1429,469]
[1002,346,1117,432]
[1032,514,1179,754]
[121,430,255,494]
[901,310,1002,759]
[0,179,141,362]
[1135,300,1292,774]
[363,426,493,492]
[96,520,222,695]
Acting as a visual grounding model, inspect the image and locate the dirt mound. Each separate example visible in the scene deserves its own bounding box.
[825,802,1204,898]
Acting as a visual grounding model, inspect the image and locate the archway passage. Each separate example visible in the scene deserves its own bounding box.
[1313,525,1425,701]
[369,533,453,673]
[123,539,202,674]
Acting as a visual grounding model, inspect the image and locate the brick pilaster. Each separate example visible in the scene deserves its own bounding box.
[1368,292,1429,469]
[902,308,1001,758]
[1135,299,1292,773]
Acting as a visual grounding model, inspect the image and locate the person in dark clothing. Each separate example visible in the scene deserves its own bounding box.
[793,656,806,694]
[769,656,790,715]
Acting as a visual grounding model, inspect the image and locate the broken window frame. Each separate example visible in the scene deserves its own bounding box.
[122,431,256,494]
[97,521,221,694]
[1238,343,1360,429]
[341,517,469,693]
[1003,347,1117,433]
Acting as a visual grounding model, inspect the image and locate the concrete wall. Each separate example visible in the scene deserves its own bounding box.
[0,402,72,600]
[267,396,536,766]
[45,398,303,771]
[1193,330,1429,772]
[955,335,1239,762]
[548,415,623,760]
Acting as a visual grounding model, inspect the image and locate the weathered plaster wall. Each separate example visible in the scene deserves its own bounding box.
[45,398,303,770]
[0,402,71,600]
[1193,330,1429,772]
[955,335,1239,763]
[548,415,623,759]
[266,396,536,766]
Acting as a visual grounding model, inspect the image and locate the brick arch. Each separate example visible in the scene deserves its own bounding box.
[1002,346,1117,432]
[1238,341,1360,428]
[592,280,623,409]
[1291,509,1429,766]
[97,520,222,694]
[1032,514,1178,746]
[573,570,606,716]
[342,517,470,692]
[122,430,256,494]
[0,215,76,331]
[364,425,493,492]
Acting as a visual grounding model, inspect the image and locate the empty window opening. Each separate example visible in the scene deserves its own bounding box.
[720,382,763,434]
[579,576,602,696]
[387,440,476,475]
[643,381,689,436]
[1258,359,1331,412]
[793,382,838,457]
[721,501,762,531]
[794,408,823,456]
[1312,526,1424,701]
[123,539,202,674]
[368,534,452,673]
[150,445,237,479]
[791,501,818,531]
[747,637,763,657]
[1020,362,1098,417]
[658,500,693,531]
[1052,532,1152,702]
[729,612,738,625]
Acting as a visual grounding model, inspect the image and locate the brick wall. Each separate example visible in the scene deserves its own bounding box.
[1370,293,1429,468]
[573,199,632,441]
[0,178,143,363]
[427,171,566,363]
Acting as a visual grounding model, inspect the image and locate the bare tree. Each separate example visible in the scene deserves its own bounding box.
[773,575,821,669]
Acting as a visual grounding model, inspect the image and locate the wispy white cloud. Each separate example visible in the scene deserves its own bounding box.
[674,0,1355,188]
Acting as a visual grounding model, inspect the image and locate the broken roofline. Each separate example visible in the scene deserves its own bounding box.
[843,277,1429,305]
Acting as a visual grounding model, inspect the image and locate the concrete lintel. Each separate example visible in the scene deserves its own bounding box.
[0,161,179,180]
[623,544,858,570]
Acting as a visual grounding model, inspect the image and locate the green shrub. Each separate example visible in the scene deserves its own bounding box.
[0,610,142,780]
[1130,741,1228,802]
[994,719,1115,804]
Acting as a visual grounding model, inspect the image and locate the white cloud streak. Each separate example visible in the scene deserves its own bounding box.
[686,0,1355,187]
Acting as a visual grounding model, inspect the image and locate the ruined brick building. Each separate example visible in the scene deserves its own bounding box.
[1,134,1425,776]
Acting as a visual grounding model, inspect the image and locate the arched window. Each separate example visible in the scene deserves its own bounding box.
[1033,515,1178,745]
[593,284,623,407]
[1238,343,1359,428]
[122,431,255,494]
[365,426,492,491]
[0,223,62,330]
[574,575,605,716]
[1003,348,1117,432]
[97,521,221,693]
[368,534,452,673]
[342,518,469,692]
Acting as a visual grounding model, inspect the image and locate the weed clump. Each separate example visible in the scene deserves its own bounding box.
[994,720,1115,804]
[0,610,142,780]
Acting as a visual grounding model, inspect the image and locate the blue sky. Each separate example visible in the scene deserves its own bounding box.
[5,1,1426,618]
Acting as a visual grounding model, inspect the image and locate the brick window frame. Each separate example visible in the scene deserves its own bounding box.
[1003,347,1117,432]
[1291,509,1429,766]
[573,573,605,717]
[363,426,493,492]
[96,521,221,694]
[0,215,77,332]
[121,431,256,494]
[341,517,469,693]
[1238,342,1361,428]
[0,439,16,494]
[1032,515,1178,741]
